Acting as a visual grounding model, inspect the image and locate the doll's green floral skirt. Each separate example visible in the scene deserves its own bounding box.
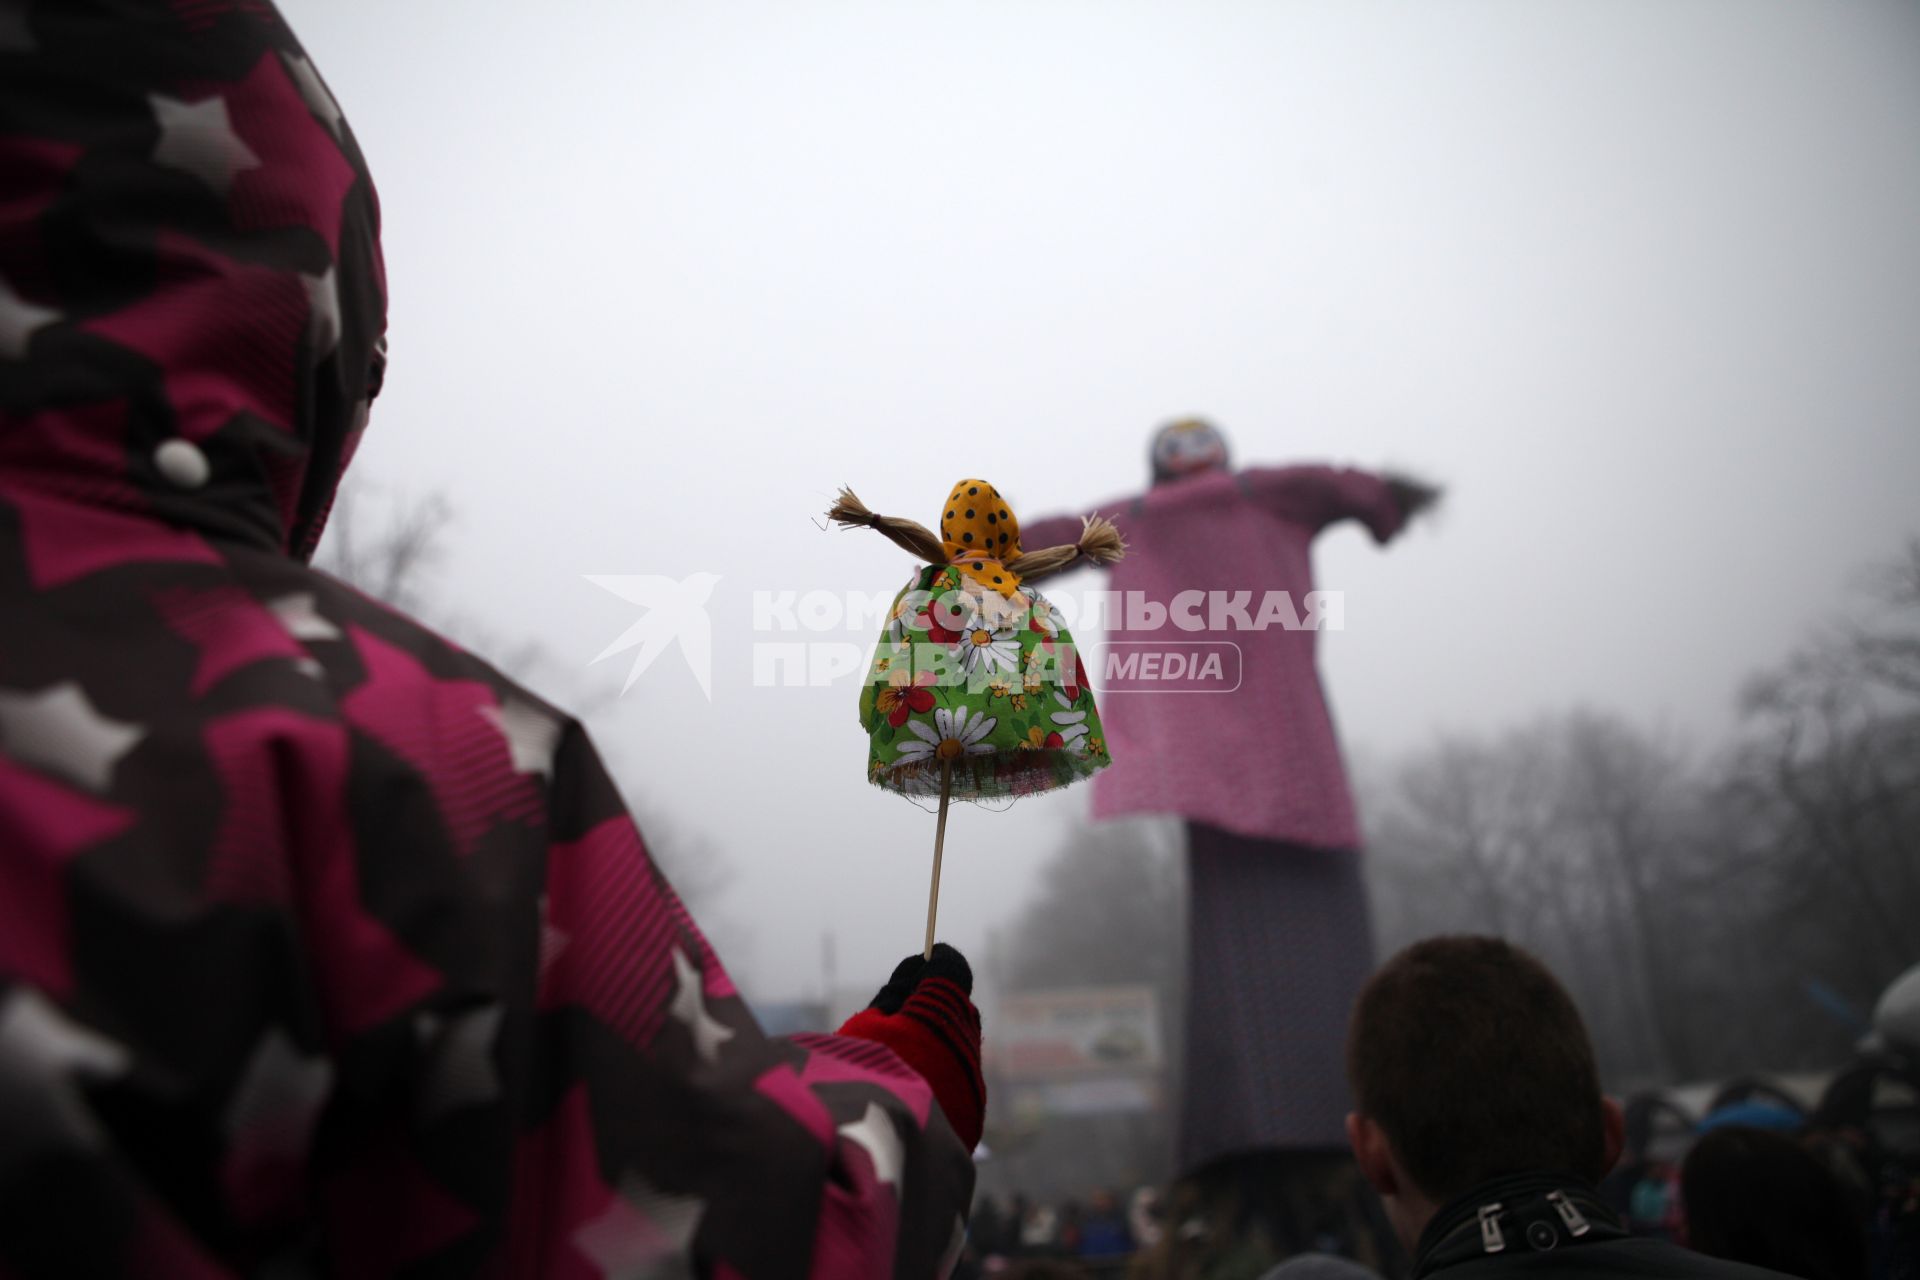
[860,564,1112,800]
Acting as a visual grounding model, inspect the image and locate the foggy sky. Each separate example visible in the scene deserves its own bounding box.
[284,0,1920,1002]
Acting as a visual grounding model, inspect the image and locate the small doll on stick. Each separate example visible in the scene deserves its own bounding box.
[829,479,1124,957]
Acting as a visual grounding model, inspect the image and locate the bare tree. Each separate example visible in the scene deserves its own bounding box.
[314,482,452,620]
[1367,536,1920,1090]
[1730,539,1920,1004]
[1367,714,1700,1084]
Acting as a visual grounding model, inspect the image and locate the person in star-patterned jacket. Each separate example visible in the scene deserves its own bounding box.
[0,2,982,1276]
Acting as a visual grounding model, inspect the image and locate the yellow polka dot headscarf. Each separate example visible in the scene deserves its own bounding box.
[939,478,1023,596]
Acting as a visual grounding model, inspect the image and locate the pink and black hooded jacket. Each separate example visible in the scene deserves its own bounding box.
[0,2,976,1275]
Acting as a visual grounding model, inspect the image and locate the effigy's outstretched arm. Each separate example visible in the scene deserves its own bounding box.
[1239,464,1441,544]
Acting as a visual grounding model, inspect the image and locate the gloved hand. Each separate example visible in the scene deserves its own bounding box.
[837,943,985,1151]
[1384,472,1442,521]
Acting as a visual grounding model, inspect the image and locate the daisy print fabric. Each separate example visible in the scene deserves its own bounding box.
[861,565,1112,800]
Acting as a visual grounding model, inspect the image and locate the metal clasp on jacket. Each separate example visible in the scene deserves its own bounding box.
[1546,1191,1591,1237]
[1477,1203,1506,1253]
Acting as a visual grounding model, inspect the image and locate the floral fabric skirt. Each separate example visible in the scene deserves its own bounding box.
[860,564,1111,801]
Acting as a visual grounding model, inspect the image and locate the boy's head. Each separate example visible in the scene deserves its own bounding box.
[1344,937,1623,1249]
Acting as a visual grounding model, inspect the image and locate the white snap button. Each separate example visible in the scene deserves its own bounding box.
[154,439,210,489]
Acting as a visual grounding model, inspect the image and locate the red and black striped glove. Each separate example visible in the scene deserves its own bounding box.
[838,943,985,1151]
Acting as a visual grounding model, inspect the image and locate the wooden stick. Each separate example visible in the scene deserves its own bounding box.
[924,759,953,960]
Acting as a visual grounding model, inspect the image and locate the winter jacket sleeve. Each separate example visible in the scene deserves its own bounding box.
[495,717,978,1279]
[0,572,975,1280]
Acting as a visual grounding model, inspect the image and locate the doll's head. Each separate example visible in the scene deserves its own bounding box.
[828,481,1122,594]
[939,478,1020,584]
[1149,417,1231,483]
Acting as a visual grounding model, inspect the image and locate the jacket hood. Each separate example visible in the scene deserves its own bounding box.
[0,0,386,562]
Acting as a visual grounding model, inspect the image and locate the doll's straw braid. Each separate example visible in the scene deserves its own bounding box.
[1005,514,1125,584]
[828,488,948,563]
[829,487,1124,581]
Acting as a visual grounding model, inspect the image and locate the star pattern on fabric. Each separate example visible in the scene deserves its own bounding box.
[266,592,341,642]
[83,230,305,437]
[412,1003,504,1123]
[341,628,545,858]
[302,265,340,356]
[149,92,262,196]
[667,946,733,1065]
[0,757,137,998]
[838,1100,905,1191]
[0,680,145,793]
[281,51,344,139]
[223,1027,333,1166]
[153,584,308,697]
[535,820,687,1049]
[480,697,561,779]
[0,271,60,359]
[571,1171,704,1280]
[0,987,130,1148]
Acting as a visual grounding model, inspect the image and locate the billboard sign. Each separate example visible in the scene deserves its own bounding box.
[994,985,1162,1081]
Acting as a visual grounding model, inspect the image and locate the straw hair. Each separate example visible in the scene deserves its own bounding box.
[1006,513,1126,584]
[829,488,1124,581]
[827,487,947,564]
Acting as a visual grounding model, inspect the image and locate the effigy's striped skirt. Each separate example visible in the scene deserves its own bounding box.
[1180,823,1377,1170]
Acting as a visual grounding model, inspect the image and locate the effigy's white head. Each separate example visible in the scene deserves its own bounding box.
[1149,417,1230,482]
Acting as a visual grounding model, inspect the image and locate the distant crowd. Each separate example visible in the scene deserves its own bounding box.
[960,941,1920,1280]
[959,1186,1160,1273]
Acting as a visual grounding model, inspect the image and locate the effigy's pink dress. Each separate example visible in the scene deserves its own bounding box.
[1023,465,1408,1164]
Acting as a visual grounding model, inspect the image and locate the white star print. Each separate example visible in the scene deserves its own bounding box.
[0,272,60,360]
[412,1004,503,1123]
[572,1172,704,1280]
[838,1100,905,1191]
[223,1028,333,1168]
[480,697,561,779]
[0,987,130,1148]
[281,52,344,139]
[0,681,145,793]
[266,592,341,642]
[666,946,734,1065]
[302,266,340,356]
[149,92,261,196]
[0,987,129,1080]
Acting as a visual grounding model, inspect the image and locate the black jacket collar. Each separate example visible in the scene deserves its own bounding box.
[1413,1171,1626,1278]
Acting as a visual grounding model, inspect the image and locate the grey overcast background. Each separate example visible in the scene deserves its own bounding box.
[286,0,1920,1005]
